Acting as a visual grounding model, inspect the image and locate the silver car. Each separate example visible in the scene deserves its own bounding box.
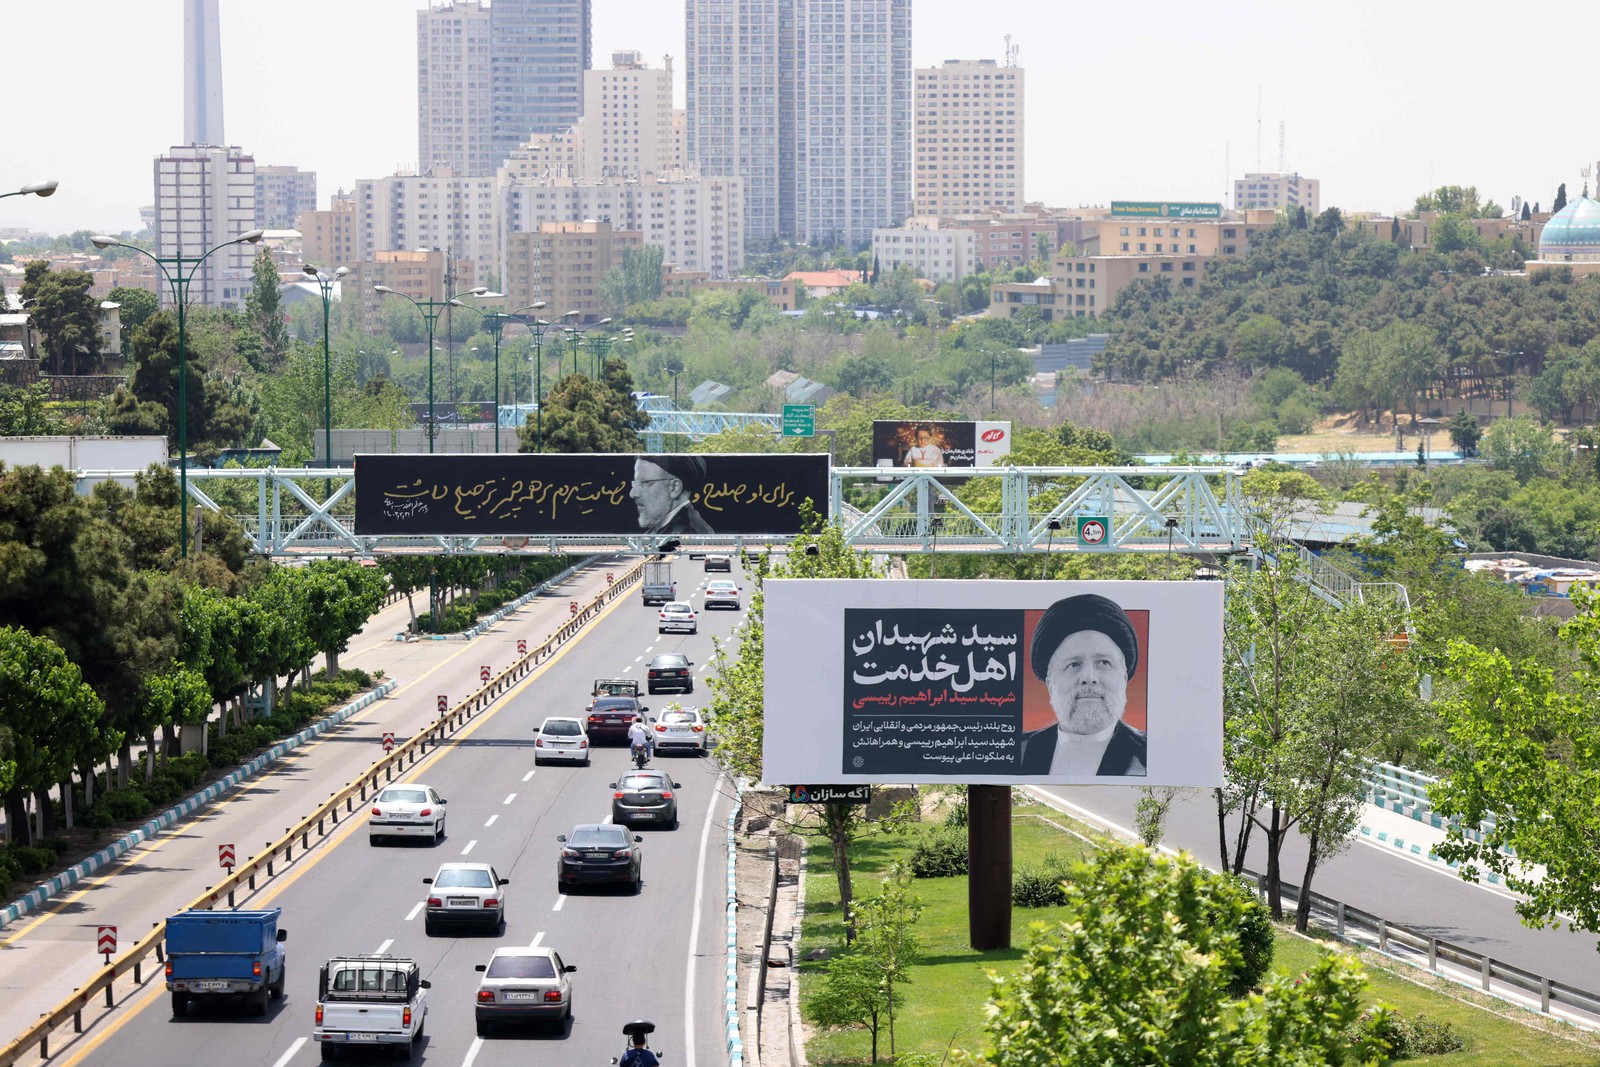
[652,707,709,755]
[657,600,698,634]
[368,784,447,845]
[704,579,741,610]
[473,946,575,1035]
[424,862,508,935]
[534,716,591,766]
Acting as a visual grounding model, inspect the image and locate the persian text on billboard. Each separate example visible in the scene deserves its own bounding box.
[870,421,1011,469]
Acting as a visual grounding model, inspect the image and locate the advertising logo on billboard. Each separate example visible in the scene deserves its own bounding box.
[353,453,829,537]
[871,420,1012,470]
[763,579,1223,786]
[1109,201,1223,219]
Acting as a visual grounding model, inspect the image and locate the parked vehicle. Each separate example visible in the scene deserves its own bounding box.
[535,716,591,766]
[166,908,287,1017]
[657,601,697,634]
[314,954,429,1061]
[587,695,649,743]
[703,580,740,610]
[368,784,447,846]
[474,946,576,1036]
[646,654,694,694]
[640,561,676,605]
[423,862,509,935]
[557,824,644,893]
[651,708,708,755]
[610,771,681,829]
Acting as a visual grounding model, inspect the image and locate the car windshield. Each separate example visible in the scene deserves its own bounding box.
[569,827,627,847]
[542,720,581,736]
[661,712,697,724]
[620,774,666,790]
[485,955,557,979]
[651,655,689,668]
[434,868,493,888]
[592,698,637,713]
[709,582,735,590]
[663,604,691,614]
[379,789,428,805]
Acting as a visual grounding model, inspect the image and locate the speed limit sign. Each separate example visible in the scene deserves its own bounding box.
[1077,516,1109,548]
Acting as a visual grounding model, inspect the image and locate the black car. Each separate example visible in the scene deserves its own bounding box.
[586,695,648,742]
[610,771,681,829]
[557,824,644,893]
[646,653,694,694]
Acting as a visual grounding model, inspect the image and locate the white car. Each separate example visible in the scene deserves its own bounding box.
[534,716,591,766]
[704,554,732,572]
[368,784,447,845]
[704,579,741,610]
[658,600,698,634]
[473,946,576,1036]
[652,707,709,756]
[424,862,509,935]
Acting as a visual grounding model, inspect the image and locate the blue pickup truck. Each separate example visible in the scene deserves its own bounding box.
[165,908,288,1016]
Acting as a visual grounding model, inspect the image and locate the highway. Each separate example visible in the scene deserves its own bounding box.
[21,558,751,1067]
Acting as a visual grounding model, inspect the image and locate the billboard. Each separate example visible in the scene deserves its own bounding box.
[871,420,1012,470]
[763,579,1223,786]
[1110,201,1223,219]
[353,453,829,537]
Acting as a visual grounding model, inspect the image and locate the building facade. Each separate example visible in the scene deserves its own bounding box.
[871,219,976,283]
[503,220,642,323]
[254,165,317,229]
[184,0,225,146]
[584,51,675,178]
[945,214,1063,271]
[153,144,257,308]
[353,249,477,331]
[490,0,592,167]
[354,167,500,277]
[417,1,495,176]
[297,190,357,270]
[1233,172,1321,215]
[914,59,1024,217]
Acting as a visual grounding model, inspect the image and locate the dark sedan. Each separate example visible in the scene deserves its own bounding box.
[610,771,681,829]
[646,654,694,694]
[557,824,643,893]
[586,696,648,742]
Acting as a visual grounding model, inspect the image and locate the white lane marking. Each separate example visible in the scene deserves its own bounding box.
[271,1037,307,1067]
[461,1035,485,1067]
[634,656,643,663]
[699,663,711,673]
[485,814,499,828]
[553,894,567,912]
[462,839,478,855]
[623,665,633,672]
[405,902,424,921]
[522,770,535,782]
[503,793,517,805]
[684,782,722,1067]
[529,930,545,948]
[375,939,393,955]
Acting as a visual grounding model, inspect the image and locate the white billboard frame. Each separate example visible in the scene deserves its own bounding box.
[763,579,1223,786]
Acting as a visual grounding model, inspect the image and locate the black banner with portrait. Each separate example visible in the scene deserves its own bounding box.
[842,608,1026,775]
[353,453,830,536]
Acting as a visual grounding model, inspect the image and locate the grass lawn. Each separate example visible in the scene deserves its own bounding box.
[796,797,1600,1066]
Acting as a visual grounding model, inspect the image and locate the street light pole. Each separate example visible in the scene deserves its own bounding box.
[990,350,997,413]
[564,317,614,378]
[303,264,349,488]
[373,283,487,451]
[462,298,549,452]
[0,179,59,201]
[92,227,265,559]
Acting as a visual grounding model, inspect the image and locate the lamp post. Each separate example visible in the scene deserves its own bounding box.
[587,328,634,379]
[373,283,487,451]
[990,349,998,413]
[667,359,684,406]
[564,317,612,376]
[303,264,348,486]
[92,228,265,559]
[460,298,549,452]
[0,179,58,201]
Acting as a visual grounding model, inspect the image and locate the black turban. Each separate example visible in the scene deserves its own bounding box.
[1030,593,1139,682]
[642,454,707,488]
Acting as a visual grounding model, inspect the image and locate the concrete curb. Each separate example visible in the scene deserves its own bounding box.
[393,560,588,642]
[0,679,397,930]
[726,784,745,1066]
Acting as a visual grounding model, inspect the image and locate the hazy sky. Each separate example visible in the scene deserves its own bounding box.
[5,1,1595,233]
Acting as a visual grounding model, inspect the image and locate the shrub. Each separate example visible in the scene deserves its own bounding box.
[1012,853,1072,908]
[908,825,968,878]
[339,668,373,689]
[164,753,210,790]
[6,845,58,876]
[0,850,19,892]
[942,798,968,829]
[38,836,72,857]
[142,776,183,805]
[208,734,255,769]
[1359,1011,1465,1057]
[1223,878,1275,994]
[104,789,151,821]
[79,804,116,830]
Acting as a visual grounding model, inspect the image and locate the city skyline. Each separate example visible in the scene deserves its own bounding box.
[5,0,1597,233]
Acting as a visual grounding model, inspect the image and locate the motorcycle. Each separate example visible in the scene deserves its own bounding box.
[610,1019,664,1065]
[631,741,651,769]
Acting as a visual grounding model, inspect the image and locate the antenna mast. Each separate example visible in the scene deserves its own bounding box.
[1278,119,1285,172]
[1003,34,1018,67]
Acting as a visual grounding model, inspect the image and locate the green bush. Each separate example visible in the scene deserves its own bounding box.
[164,753,210,790]
[208,734,255,769]
[38,835,72,857]
[142,776,183,805]
[908,825,968,878]
[104,789,151,821]
[942,799,968,829]
[1012,853,1072,908]
[339,668,373,689]
[0,850,19,893]
[6,845,58,876]
[79,804,116,830]
[1349,1009,1464,1058]
[1223,877,1275,994]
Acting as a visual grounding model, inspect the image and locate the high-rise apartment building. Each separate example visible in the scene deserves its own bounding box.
[352,249,478,331]
[1234,172,1321,215]
[585,51,675,178]
[255,165,317,229]
[686,0,910,245]
[354,167,499,279]
[153,144,257,308]
[298,190,357,270]
[418,1,495,176]
[914,59,1024,217]
[504,220,643,323]
[490,0,592,167]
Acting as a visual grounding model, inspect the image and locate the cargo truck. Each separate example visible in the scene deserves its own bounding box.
[165,908,288,1016]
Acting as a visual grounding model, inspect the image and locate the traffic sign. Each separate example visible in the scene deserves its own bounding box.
[787,785,871,805]
[437,695,448,715]
[382,732,395,752]
[1077,515,1110,549]
[516,638,527,656]
[480,665,491,683]
[781,404,815,437]
[218,843,235,870]
[97,926,117,959]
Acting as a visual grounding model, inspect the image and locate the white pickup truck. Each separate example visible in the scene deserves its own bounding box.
[314,955,430,1061]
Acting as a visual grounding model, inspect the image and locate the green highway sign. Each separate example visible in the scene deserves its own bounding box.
[1077,515,1111,549]
[1110,200,1222,219]
[782,404,815,437]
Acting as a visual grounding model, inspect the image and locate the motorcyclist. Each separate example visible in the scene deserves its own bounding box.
[619,1031,659,1067]
[627,716,652,765]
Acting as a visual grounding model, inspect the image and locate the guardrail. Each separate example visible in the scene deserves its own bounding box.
[1362,761,1503,849]
[725,786,745,1066]
[0,558,645,1066]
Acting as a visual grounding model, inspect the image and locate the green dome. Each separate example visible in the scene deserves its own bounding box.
[1540,195,1600,258]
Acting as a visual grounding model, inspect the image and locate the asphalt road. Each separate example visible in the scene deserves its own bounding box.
[49,558,751,1067]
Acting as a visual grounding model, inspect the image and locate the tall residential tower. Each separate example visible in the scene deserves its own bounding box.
[490,0,592,166]
[914,58,1024,217]
[418,1,495,176]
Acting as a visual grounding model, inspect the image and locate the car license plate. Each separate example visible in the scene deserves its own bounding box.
[502,991,539,1001]
[449,896,476,906]
[348,1033,380,1042]
[586,852,607,859]
[633,811,656,818]
[194,980,231,991]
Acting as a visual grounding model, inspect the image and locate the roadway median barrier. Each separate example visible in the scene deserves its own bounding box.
[0,558,645,1067]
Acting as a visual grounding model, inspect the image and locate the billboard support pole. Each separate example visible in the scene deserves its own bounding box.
[968,784,1012,950]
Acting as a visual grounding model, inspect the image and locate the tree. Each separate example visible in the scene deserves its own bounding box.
[1480,414,1565,480]
[1446,410,1481,456]
[520,357,649,453]
[301,560,387,673]
[1553,182,1569,214]
[103,311,255,457]
[19,261,101,375]
[1522,201,1533,222]
[108,286,159,331]
[954,843,1389,1067]
[244,248,288,367]
[808,862,924,1063]
[600,244,666,311]
[0,382,63,436]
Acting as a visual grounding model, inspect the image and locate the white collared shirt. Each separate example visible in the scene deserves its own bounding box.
[1047,722,1118,777]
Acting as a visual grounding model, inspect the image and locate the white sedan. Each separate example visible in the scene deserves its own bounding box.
[658,600,698,634]
[474,946,576,1036]
[368,784,448,845]
[704,579,741,610]
[652,707,709,755]
[534,716,591,766]
[424,862,509,935]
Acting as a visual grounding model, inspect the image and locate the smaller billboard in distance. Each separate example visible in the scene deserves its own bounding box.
[1109,201,1223,219]
[871,420,1011,469]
